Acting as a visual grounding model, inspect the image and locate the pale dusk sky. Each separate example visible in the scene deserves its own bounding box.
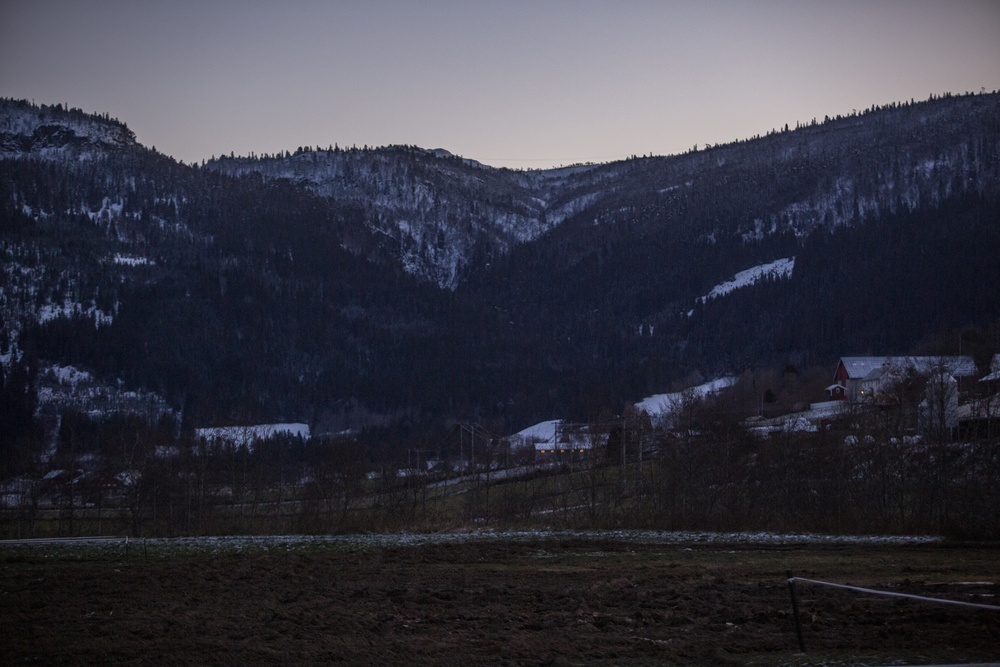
[2,0,998,169]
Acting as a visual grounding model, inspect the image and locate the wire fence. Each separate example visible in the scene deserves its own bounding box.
[790,576,1000,611]
[786,571,1000,652]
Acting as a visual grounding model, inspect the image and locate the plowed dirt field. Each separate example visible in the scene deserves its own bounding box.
[2,536,997,665]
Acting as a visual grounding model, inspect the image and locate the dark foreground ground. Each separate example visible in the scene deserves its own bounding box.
[2,536,998,666]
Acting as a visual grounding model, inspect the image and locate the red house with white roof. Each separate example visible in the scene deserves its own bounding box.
[828,356,977,403]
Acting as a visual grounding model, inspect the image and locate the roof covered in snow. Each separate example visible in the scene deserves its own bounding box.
[839,356,977,380]
[981,354,1000,382]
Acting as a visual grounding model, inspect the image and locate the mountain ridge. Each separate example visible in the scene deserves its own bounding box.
[1,93,999,440]
[203,93,1000,289]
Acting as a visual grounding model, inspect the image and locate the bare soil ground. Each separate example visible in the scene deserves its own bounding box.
[2,538,998,666]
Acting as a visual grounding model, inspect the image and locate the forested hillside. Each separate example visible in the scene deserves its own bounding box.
[1,93,999,453]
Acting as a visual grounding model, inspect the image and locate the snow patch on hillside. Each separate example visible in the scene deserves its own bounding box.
[37,300,114,327]
[511,378,739,447]
[35,366,172,420]
[43,364,93,386]
[635,377,738,416]
[510,420,562,450]
[85,197,124,222]
[698,257,794,303]
[112,254,152,267]
[196,423,311,450]
[547,192,601,225]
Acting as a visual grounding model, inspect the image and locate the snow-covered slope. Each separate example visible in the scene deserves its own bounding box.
[0,99,136,160]
[635,377,738,418]
[509,377,739,446]
[205,147,611,289]
[698,258,794,303]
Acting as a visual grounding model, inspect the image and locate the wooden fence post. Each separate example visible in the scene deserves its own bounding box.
[787,570,806,652]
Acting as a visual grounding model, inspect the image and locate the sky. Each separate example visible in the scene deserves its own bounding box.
[2,0,998,170]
